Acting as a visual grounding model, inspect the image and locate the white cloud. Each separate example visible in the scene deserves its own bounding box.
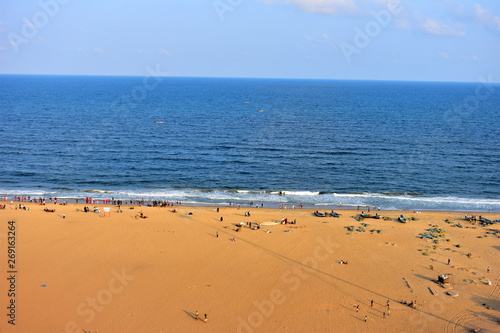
[159,48,171,56]
[474,3,500,32]
[461,54,482,61]
[322,32,330,40]
[438,51,449,59]
[285,0,356,15]
[421,18,464,37]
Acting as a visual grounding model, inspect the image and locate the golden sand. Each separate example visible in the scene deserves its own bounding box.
[0,202,498,332]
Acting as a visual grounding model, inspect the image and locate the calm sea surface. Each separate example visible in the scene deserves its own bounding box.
[1,75,499,211]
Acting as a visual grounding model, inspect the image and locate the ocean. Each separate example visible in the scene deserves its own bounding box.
[0,75,499,211]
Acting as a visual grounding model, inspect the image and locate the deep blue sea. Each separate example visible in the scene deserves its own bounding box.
[1,75,499,211]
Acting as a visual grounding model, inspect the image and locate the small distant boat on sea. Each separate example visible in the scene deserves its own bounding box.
[154,121,164,123]
[398,215,408,223]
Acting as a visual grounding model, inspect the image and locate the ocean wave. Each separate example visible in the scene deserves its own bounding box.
[83,190,114,194]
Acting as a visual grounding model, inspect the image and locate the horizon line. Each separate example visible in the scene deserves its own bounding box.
[0,73,497,84]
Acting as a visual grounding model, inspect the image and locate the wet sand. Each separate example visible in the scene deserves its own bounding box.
[0,202,498,332]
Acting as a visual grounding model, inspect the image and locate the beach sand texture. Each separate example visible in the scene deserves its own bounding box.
[0,202,498,333]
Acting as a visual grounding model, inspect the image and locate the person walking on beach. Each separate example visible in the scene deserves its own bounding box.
[220,216,223,222]
[204,314,208,323]
[216,231,219,238]
[364,316,368,322]
[195,311,199,320]
[370,300,374,308]
[447,258,451,265]
[355,305,359,312]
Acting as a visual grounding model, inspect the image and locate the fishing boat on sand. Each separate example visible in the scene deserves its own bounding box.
[261,221,280,226]
[398,215,408,223]
[359,213,381,219]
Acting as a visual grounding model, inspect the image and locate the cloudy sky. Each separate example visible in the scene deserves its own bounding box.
[0,0,499,82]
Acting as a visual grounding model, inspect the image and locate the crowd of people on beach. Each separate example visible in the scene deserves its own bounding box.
[82,206,100,213]
[16,204,29,210]
[136,211,148,219]
[280,217,296,224]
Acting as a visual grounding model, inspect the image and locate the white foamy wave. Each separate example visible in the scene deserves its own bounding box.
[1,188,499,212]
[0,189,57,196]
[280,191,321,196]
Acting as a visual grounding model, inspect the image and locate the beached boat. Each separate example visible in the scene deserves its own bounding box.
[359,213,381,219]
[261,221,280,226]
[479,217,492,224]
[398,215,408,223]
[330,212,341,217]
[314,211,326,217]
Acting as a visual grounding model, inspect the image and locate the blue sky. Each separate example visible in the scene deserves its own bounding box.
[0,0,499,82]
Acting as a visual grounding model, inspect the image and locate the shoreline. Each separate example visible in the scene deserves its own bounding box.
[2,195,500,213]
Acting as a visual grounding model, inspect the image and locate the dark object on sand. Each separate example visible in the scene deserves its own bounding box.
[438,274,450,285]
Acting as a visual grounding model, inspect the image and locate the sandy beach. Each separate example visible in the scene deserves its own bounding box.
[0,201,498,333]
